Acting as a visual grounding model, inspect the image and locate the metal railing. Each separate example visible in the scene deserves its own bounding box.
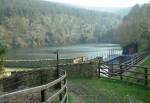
[122,51,150,66]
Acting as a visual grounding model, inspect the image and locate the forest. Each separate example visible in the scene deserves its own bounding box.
[0,0,149,50]
[0,0,121,48]
[115,3,150,50]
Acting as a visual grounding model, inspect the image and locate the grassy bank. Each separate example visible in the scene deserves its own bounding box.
[68,77,150,103]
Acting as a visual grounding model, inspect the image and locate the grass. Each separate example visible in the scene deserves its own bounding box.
[140,56,150,67]
[68,94,73,103]
[68,57,150,103]
[68,77,150,103]
[138,43,149,52]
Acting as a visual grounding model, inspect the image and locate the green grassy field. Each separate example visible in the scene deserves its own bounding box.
[68,56,150,103]
[68,77,150,103]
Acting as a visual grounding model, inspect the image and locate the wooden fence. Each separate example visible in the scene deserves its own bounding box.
[0,69,68,103]
[102,64,150,86]
[97,51,150,86]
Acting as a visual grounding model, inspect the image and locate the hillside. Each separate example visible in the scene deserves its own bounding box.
[0,0,121,48]
[115,3,150,50]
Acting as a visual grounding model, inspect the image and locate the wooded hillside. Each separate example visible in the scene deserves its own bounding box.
[0,0,121,48]
[116,3,150,50]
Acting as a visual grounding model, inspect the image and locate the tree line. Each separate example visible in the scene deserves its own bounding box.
[115,3,150,50]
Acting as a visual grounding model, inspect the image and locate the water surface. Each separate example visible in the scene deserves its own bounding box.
[6,44,122,60]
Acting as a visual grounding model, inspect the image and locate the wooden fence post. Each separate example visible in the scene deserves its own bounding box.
[64,78,67,102]
[144,67,148,86]
[119,56,123,80]
[40,70,46,102]
[56,50,62,101]
[98,59,100,78]
[120,65,123,80]
[41,90,46,102]
[111,63,114,76]
[97,57,102,78]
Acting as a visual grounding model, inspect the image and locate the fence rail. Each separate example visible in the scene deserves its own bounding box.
[97,51,150,86]
[0,69,68,103]
[99,63,150,86]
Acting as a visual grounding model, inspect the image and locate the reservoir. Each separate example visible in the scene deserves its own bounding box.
[6,44,122,60]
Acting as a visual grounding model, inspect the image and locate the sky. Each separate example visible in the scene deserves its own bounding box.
[44,0,149,8]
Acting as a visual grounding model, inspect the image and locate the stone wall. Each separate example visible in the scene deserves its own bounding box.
[60,63,97,78]
[0,92,42,103]
[5,59,73,68]
[0,67,58,103]
[0,67,57,92]
[0,62,97,103]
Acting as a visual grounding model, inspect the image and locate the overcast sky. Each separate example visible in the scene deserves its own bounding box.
[44,0,149,8]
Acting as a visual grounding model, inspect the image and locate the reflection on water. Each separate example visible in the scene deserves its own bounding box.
[6,44,122,60]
